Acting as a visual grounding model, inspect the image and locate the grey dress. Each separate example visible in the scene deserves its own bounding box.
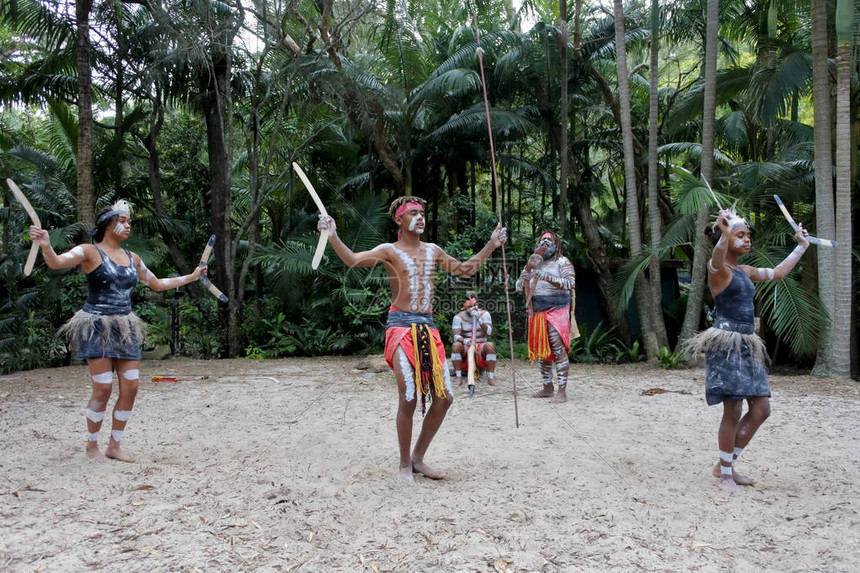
[58,247,145,361]
[685,267,770,405]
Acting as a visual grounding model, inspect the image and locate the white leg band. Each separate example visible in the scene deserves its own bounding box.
[113,410,132,422]
[85,408,106,422]
[719,450,734,464]
[733,447,744,459]
[720,464,733,476]
[111,430,124,443]
[92,371,113,385]
[451,353,462,360]
[487,372,495,379]
[485,354,496,362]
[120,369,140,381]
[86,432,99,442]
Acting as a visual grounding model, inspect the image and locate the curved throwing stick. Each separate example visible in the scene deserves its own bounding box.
[773,195,837,247]
[6,178,41,276]
[292,162,329,270]
[199,235,228,302]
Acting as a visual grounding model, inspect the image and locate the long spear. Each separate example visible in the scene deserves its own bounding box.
[473,17,519,428]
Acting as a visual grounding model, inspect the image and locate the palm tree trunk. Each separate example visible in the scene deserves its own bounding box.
[75,0,95,234]
[679,0,719,345]
[832,0,854,378]
[558,0,569,237]
[648,0,669,350]
[810,0,836,376]
[614,0,658,358]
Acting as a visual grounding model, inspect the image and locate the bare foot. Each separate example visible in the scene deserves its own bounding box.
[711,462,756,486]
[717,476,739,493]
[396,466,414,482]
[549,387,568,404]
[487,377,498,387]
[412,460,446,480]
[105,445,135,463]
[85,442,107,461]
[531,384,554,398]
[452,378,463,389]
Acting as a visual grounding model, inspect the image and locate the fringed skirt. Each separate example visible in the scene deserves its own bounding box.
[58,310,146,361]
[684,319,770,405]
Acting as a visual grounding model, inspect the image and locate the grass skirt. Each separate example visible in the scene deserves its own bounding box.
[58,310,146,361]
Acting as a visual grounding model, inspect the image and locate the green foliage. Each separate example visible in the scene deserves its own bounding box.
[655,346,687,369]
[0,310,65,374]
[177,298,223,359]
[570,322,619,364]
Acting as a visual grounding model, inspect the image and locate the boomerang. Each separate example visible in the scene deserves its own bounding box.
[292,162,329,270]
[6,179,41,276]
[773,195,837,247]
[198,235,228,302]
[699,175,724,211]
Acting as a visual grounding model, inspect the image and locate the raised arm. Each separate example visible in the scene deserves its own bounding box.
[29,226,96,270]
[436,222,507,278]
[135,254,204,292]
[744,223,810,282]
[318,215,390,268]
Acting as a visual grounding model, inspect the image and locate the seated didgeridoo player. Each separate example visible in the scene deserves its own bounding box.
[317,196,506,482]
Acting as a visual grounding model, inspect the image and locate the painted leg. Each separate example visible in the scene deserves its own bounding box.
[451,342,464,388]
[715,399,743,493]
[105,359,139,463]
[532,359,554,398]
[547,327,569,404]
[411,391,453,480]
[483,343,497,386]
[84,358,114,460]
[393,348,417,482]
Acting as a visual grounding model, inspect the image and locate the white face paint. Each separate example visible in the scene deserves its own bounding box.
[733,238,744,249]
[113,222,125,235]
[408,215,424,234]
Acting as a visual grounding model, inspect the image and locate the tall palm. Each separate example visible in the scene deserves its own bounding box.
[613,0,658,357]
[678,0,719,345]
[831,0,854,378]
[647,0,669,350]
[809,0,835,375]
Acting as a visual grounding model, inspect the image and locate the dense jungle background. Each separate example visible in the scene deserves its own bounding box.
[0,0,858,377]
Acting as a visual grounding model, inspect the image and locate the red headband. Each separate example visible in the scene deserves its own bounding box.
[394,201,423,219]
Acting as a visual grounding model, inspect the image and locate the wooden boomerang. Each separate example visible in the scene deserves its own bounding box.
[772,195,837,247]
[292,162,329,270]
[6,178,41,276]
[198,235,228,302]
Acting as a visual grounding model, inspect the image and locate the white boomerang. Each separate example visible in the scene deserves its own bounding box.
[292,162,329,270]
[198,235,228,302]
[773,195,837,247]
[6,178,41,276]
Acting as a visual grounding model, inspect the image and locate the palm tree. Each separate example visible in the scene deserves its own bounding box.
[809,0,836,376]
[831,0,854,378]
[613,0,659,357]
[679,0,719,346]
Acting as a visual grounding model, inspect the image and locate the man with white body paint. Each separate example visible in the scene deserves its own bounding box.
[451,294,497,388]
[317,196,506,482]
[684,208,809,493]
[30,202,205,462]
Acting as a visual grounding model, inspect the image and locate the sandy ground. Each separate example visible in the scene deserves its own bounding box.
[1,356,859,572]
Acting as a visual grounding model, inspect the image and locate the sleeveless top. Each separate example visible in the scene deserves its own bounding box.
[82,247,138,315]
[712,267,756,335]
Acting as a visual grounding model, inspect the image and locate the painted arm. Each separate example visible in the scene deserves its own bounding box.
[317,215,390,268]
[436,222,507,278]
[745,224,810,283]
[537,258,576,290]
[28,227,93,270]
[135,254,203,292]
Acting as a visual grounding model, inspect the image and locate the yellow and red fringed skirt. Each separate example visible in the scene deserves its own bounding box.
[384,308,448,410]
[528,306,571,361]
